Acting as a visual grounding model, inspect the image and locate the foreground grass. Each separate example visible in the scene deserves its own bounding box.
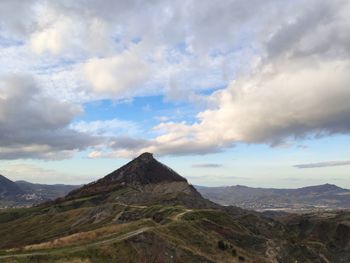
[0,200,269,262]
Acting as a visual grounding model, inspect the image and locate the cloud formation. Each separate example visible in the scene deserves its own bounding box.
[192,164,223,168]
[71,119,140,137]
[0,0,290,100]
[0,74,100,159]
[83,51,151,97]
[294,161,350,169]
[0,0,350,159]
[93,0,350,157]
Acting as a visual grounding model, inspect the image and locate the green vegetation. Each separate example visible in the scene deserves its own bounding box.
[0,198,270,263]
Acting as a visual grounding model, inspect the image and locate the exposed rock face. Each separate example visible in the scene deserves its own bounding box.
[100,152,187,186]
[66,153,212,208]
[68,152,188,198]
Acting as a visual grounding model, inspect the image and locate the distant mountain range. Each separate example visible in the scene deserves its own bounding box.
[1,170,349,212]
[0,175,78,208]
[0,153,349,262]
[196,184,350,212]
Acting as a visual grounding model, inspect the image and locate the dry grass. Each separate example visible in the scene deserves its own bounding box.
[24,223,130,250]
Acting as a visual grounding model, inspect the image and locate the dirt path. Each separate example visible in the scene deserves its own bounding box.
[265,240,279,263]
[0,227,150,259]
[173,209,192,221]
[113,202,147,209]
[0,208,192,259]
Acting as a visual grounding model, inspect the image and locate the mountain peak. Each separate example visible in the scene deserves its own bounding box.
[136,152,154,162]
[66,152,191,200]
[101,152,186,186]
[297,183,343,193]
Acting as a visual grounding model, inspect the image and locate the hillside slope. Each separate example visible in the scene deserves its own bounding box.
[0,175,79,208]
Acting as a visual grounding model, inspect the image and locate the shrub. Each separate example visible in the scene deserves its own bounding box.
[217,240,228,250]
[231,248,237,256]
[238,255,245,262]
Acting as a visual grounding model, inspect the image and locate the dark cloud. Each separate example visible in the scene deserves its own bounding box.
[0,74,101,159]
[110,137,151,150]
[266,0,350,60]
[0,0,36,36]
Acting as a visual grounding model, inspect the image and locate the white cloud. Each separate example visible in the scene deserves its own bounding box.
[83,50,151,97]
[1,0,350,159]
[0,0,291,100]
[195,59,350,144]
[108,58,350,157]
[30,16,72,55]
[71,119,141,137]
[29,6,113,56]
[88,0,350,157]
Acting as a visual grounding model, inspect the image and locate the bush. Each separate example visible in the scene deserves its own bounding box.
[217,240,228,250]
[238,255,245,262]
[231,248,237,256]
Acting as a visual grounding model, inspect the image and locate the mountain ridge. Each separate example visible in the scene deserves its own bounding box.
[0,174,24,199]
[196,183,350,211]
[197,183,347,190]
[0,176,79,208]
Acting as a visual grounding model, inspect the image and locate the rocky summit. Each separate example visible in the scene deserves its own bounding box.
[65,152,207,208]
[71,152,187,190]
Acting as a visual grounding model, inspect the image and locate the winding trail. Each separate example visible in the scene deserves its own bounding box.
[173,209,192,221]
[113,202,147,209]
[0,227,150,259]
[0,207,193,260]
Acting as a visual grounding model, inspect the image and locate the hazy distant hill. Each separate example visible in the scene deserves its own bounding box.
[196,184,350,212]
[0,175,24,199]
[15,180,79,201]
[0,175,79,208]
[0,153,348,262]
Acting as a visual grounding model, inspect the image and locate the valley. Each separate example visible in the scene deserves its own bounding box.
[196,184,350,213]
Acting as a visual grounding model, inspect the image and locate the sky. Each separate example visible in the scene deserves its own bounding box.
[0,0,350,188]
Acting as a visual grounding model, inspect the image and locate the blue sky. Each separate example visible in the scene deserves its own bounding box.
[0,0,350,188]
